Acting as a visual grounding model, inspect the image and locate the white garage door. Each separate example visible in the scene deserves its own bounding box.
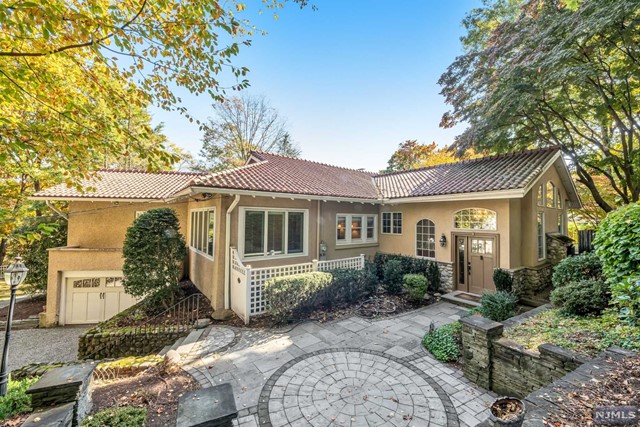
[65,275,139,324]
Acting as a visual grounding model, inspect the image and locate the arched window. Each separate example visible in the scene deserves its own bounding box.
[546,181,556,208]
[454,208,497,230]
[416,219,436,258]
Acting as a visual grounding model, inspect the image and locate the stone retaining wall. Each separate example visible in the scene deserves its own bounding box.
[78,326,189,359]
[436,261,454,292]
[460,307,590,398]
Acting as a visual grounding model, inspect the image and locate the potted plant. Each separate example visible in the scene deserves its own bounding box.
[488,397,526,426]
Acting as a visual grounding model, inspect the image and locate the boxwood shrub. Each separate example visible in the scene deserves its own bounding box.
[403,274,428,302]
[478,291,518,322]
[550,279,610,316]
[493,268,513,293]
[264,272,333,324]
[552,252,602,288]
[382,260,404,295]
[324,266,378,309]
[422,322,461,362]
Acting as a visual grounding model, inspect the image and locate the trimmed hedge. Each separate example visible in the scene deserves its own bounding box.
[550,279,610,316]
[403,274,428,302]
[264,272,334,324]
[552,252,602,288]
[374,252,441,292]
[383,260,404,295]
[478,291,518,322]
[324,266,378,309]
[493,268,513,293]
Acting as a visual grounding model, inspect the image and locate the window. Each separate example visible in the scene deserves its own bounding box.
[546,181,556,208]
[556,189,562,209]
[454,208,497,230]
[241,208,307,258]
[382,212,402,234]
[537,185,544,206]
[537,211,545,260]
[190,208,215,257]
[106,277,123,287]
[337,214,377,245]
[416,219,436,259]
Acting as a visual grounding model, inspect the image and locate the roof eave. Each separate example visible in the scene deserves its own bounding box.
[382,188,524,204]
[184,186,381,203]
[28,196,165,202]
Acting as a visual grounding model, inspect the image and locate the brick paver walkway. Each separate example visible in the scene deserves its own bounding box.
[181,302,496,427]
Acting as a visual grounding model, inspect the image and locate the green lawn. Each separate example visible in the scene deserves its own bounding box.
[504,308,640,357]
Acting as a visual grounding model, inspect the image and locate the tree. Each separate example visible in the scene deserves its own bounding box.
[122,208,187,307]
[439,0,640,213]
[0,0,309,182]
[198,95,301,171]
[385,140,480,172]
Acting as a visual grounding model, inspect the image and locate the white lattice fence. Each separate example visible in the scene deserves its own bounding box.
[248,262,315,316]
[230,248,250,323]
[317,255,365,271]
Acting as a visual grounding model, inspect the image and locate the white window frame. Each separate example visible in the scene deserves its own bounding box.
[536,185,544,207]
[453,208,498,231]
[336,214,378,246]
[239,207,309,260]
[537,211,546,261]
[190,207,216,259]
[416,219,436,260]
[381,212,402,235]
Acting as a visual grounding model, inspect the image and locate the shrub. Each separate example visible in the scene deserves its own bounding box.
[122,208,187,307]
[422,322,461,362]
[0,377,39,420]
[374,253,427,280]
[610,276,640,325]
[478,291,518,322]
[324,267,378,308]
[550,279,610,316]
[493,268,513,293]
[82,406,147,427]
[552,252,602,288]
[403,274,428,302]
[594,203,640,286]
[263,272,333,324]
[426,262,441,292]
[382,259,404,295]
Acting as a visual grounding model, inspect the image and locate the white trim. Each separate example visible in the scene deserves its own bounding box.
[224,194,241,310]
[537,211,546,261]
[453,208,498,231]
[336,213,378,246]
[189,207,216,260]
[238,207,309,261]
[385,189,524,204]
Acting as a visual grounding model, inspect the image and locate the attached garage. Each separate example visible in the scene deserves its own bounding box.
[62,272,139,325]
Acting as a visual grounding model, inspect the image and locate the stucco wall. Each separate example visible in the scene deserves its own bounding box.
[377,199,512,268]
[319,201,380,260]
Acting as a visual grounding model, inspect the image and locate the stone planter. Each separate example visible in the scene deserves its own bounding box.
[488,397,526,427]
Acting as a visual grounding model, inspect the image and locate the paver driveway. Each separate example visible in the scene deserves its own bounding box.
[181,302,495,427]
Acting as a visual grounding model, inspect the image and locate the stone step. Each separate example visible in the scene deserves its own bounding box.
[176,329,205,355]
[176,384,237,427]
[159,344,173,356]
[169,337,186,352]
[440,291,482,309]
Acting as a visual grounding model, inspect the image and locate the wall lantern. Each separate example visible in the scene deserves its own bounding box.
[439,234,447,247]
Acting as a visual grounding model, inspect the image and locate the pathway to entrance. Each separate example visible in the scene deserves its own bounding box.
[181,302,495,427]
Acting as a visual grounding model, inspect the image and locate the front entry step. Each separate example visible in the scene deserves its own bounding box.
[441,291,482,308]
[176,329,206,355]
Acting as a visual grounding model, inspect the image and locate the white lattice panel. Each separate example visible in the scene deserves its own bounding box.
[248,262,314,315]
[230,249,250,323]
[318,256,364,271]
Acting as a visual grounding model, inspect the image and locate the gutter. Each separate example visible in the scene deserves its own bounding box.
[224,194,241,310]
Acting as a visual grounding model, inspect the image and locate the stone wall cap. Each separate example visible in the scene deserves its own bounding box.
[460,315,504,332]
[604,346,637,358]
[177,383,237,427]
[21,402,75,427]
[539,344,590,364]
[26,363,95,394]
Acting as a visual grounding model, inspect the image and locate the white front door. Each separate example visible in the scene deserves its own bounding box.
[65,275,138,324]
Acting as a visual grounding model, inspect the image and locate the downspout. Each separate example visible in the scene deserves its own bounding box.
[316,200,321,258]
[224,194,241,310]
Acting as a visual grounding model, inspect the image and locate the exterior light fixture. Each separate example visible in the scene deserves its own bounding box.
[0,256,28,396]
[439,234,447,248]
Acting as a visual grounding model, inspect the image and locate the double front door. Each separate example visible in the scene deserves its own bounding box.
[455,235,497,294]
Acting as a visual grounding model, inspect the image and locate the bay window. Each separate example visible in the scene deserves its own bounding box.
[337,214,377,245]
[241,208,307,258]
[190,208,215,257]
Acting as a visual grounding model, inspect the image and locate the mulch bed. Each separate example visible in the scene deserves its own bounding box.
[544,354,640,426]
[211,293,436,328]
[0,295,45,321]
[89,362,199,427]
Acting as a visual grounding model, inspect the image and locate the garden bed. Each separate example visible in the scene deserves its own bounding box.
[89,362,199,427]
[504,308,640,358]
[0,295,45,321]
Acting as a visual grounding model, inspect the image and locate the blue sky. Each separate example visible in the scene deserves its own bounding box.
[150,1,480,171]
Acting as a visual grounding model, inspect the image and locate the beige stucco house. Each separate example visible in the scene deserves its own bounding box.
[32,147,580,326]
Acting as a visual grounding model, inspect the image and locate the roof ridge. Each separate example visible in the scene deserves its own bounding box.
[373,146,561,177]
[251,151,376,175]
[97,168,206,176]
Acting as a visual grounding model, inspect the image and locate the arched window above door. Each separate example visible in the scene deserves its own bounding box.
[453,208,497,231]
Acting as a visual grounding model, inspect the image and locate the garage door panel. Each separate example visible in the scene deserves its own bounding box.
[103,292,120,320]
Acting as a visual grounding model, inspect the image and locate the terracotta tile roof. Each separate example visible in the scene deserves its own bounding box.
[32,169,205,200]
[190,152,380,200]
[373,147,561,199]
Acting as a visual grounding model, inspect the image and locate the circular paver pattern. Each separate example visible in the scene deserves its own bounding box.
[199,326,237,354]
[258,349,458,427]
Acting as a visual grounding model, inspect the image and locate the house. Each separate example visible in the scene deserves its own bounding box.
[32,147,580,326]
